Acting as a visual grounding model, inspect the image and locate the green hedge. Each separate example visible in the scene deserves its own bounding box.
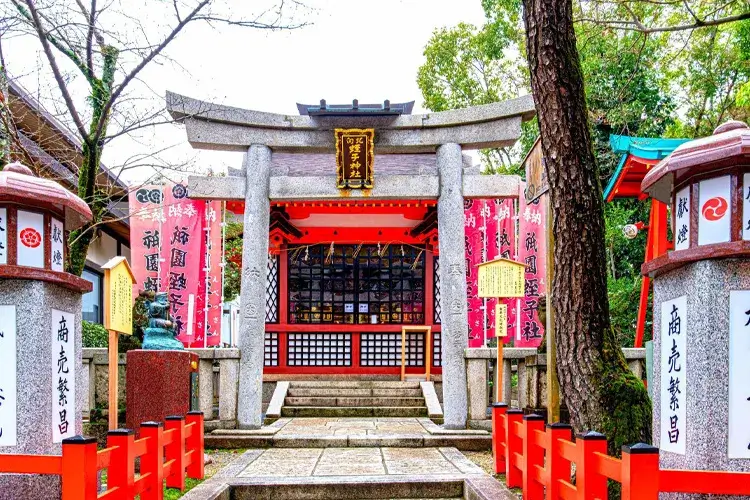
[82,320,142,352]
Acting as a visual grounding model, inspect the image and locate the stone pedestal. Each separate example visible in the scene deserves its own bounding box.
[0,280,84,500]
[653,260,750,498]
[126,350,198,436]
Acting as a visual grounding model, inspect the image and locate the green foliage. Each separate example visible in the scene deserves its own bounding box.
[417,21,531,173]
[223,218,243,303]
[82,320,108,348]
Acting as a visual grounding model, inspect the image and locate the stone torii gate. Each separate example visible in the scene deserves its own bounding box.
[167,92,536,429]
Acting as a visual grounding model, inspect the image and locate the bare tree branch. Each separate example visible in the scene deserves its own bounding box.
[16,0,89,140]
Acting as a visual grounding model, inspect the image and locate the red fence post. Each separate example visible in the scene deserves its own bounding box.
[576,431,608,500]
[140,422,165,500]
[165,415,186,490]
[186,411,205,479]
[546,423,573,500]
[61,436,98,500]
[107,429,136,498]
[491,403,508,475]
[522,414,545,500]
[621,443,659,500]
[505,409,524,488]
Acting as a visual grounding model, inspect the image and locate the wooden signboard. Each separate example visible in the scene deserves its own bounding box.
[476,258,525,298]
[523,138,548,203]
[335,128,374,189]
[101,256,136,430]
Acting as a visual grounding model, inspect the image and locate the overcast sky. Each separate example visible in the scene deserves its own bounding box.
[7,0,489,184]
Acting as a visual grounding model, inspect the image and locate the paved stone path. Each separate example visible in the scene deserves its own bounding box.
[186,418,515,499]
[238,447,484,477]
[207,417,490,450]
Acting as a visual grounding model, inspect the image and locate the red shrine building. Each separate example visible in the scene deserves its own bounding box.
[168,92,535,428]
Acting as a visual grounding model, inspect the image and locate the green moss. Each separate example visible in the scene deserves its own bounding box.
[598,327,652,455]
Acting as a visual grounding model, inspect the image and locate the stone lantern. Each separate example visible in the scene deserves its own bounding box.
[641,121,750,488]
[0,162,92,498]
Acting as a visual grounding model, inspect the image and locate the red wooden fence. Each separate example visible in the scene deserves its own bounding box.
[0,412,204,500]
[492,403,750,499]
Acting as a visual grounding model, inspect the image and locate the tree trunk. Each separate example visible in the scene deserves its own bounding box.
[521,0,652,453]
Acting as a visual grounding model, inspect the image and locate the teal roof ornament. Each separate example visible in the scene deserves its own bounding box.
[604,135,690,201]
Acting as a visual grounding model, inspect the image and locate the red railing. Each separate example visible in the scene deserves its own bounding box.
[492,403,750,499]
[0,412,204,500]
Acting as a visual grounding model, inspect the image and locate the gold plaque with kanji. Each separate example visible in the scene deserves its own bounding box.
[335,128,374,189]
[476,258,526,298]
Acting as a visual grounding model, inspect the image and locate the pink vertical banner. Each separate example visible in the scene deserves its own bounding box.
[160,182,205,346]
[128,185,164,298]
[465,199,503,348]
[517,184,547,348]
[494,199,517,344]
[204,201,223,347]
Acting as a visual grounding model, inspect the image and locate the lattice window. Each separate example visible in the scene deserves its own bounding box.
[287,333,352,366]
[360,333,425,367]
[432,332,442,367]
[433,257,441,324]
[264,332,279,366]
[265,255,279,323]
[288,244,425,324]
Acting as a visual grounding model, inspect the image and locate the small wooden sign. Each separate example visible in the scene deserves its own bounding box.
[477,258,525,298]
[335,128,374,189]
[102,256,136,335]
[101,256,135,431]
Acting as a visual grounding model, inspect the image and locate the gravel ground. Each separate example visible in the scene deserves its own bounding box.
[463,450,521,498]
[205,448,247,478]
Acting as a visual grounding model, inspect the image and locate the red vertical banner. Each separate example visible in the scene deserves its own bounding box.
[465,199,506,348]
[494,199,517,344]
[517,184,546,348]
[129,185,165,297]
[204,201,223,347]
[160,183,205,346]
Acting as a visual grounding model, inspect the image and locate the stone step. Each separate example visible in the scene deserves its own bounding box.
[280,406,429,418]
[229,479,463,499]
[289,380,422,389]
[205,433,491,451]
[284,397,426,407]
[286,388,423,398]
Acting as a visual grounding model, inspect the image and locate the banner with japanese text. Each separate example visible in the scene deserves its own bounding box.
[495,199,518,345]
[194,201,223,347]
[517,186,546,348]
[464,198,515,347]
[160,183,205,346]
[129,183,224,347]
[129,185,165,298]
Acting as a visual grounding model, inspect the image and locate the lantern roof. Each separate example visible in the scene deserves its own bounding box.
[641,121,750,203]
[0,162,92,229]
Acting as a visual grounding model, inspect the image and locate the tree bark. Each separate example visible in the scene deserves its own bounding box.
[521,0,652,453]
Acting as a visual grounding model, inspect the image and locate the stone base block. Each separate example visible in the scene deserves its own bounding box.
[125,350,198,435]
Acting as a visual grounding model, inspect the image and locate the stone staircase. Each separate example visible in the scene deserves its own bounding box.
[281,380,429,418]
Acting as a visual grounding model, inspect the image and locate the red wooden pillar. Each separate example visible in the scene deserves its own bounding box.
[505,409,524,488]
[424,251,435,327]
[107,429,136,498]
[186,411,205,479]
[546,423,573,499]
[635,199,669,347]
[61,436,98,500]
[165,416,186,490]
[576,431,608,500]
[140,421,165,500]
[522,414,545,499]
[621,443,660,500]
[491,403,507,474]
